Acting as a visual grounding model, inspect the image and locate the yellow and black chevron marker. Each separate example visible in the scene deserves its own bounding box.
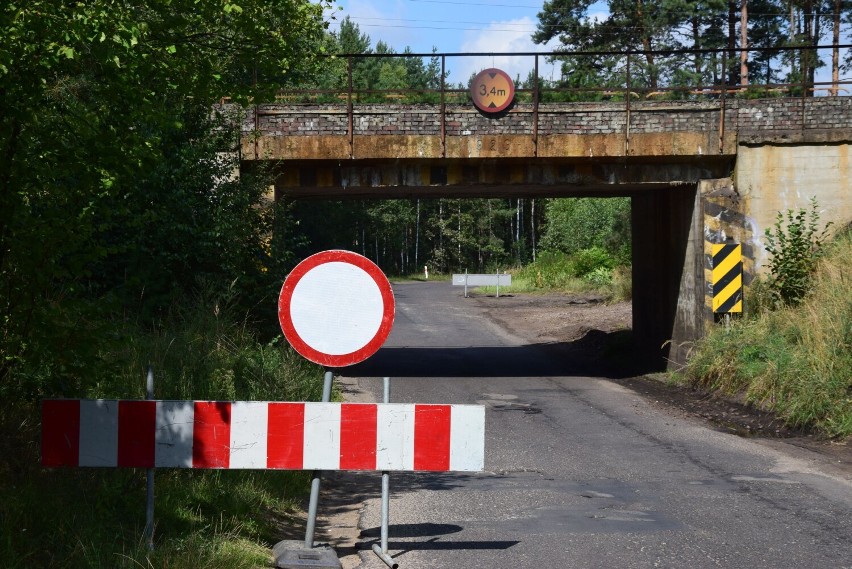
[711,243,743,313]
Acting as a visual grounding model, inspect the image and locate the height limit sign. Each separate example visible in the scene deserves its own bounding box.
[471,68,515,114]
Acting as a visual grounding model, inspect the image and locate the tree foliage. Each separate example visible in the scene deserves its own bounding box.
[300,16,445,102]
[285,197,545,275]
[0,1,331,397]
[540,198,632,264]
[534,0,852,95]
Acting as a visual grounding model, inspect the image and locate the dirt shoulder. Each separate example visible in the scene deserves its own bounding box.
[469,291,852,475]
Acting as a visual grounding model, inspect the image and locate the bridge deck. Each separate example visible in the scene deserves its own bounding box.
[241,98,851,162]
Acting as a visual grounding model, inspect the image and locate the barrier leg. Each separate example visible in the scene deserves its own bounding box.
[145,366,155,551]
[304,370,334,548]
[372,377,398,568]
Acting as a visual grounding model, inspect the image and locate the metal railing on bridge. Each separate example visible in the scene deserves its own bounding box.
[245,44,852,158]
[272,44,852,103]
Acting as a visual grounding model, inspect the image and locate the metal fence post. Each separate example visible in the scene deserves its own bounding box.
[372,377,398,568]
[145,366,155,551]
[304,370,334,548]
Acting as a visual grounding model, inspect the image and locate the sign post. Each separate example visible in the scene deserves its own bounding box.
[277,250,395,563]
[145,366,154,551]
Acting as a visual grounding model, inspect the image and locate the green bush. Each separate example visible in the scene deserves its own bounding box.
[584,266,613,286]
[514,250,578,289]
[539,197,631,264]
[764,198,832,307]
[509,249,630,298]
[573,247,615,277]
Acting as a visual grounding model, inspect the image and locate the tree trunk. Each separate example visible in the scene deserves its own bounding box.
[439,199,444,272]
[692,16,702,79]
[516,199,521,243]
[728,1,737,84]
[832,0,841,95]
[790,0,796,84]
[740,0,749,86]
[637,0,658,89]
[811,0,822,92]
[803,0,813,96]
[414,199,420,266]
[531,199,536,262]
[457,200,462,268]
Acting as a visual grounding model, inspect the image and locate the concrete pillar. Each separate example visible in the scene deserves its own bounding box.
[632,185,703,370]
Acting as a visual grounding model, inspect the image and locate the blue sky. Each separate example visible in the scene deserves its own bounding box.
[322,1,849,88]
[322,0,573,85]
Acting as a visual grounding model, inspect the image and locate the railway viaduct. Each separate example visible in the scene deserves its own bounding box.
[238,96,852,369]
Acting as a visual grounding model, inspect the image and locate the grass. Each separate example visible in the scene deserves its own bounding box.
[680,230,852,438]
[0,291,325,568]
[469,251,632,301]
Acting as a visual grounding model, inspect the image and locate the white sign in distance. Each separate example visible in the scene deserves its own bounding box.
[278,250,395,367]
[452,274,512,287]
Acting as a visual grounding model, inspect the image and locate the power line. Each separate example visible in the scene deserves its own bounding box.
[347,16,539,28]
[329,22,539,32]
[327,2,852,41]
[406,0,543,8]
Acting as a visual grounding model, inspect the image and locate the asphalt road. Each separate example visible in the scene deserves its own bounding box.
[337,282,852,569]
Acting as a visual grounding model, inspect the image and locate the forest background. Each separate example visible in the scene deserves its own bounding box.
[1,1,850,566]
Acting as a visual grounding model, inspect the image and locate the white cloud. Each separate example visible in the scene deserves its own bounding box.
[328,0,419,52]
[586,9,610,23]
[453,17,560,86]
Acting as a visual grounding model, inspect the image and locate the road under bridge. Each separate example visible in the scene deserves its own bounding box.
[238,95,852,368]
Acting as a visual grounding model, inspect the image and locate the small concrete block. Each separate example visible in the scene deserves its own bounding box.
[273,540,341,569]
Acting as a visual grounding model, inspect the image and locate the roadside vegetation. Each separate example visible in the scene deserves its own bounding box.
[0,297,322,569]
[474,198,632,301]
[1,2,333,567]
[0,297,322,567]
[681,203,851,438]
[474,251,632,302]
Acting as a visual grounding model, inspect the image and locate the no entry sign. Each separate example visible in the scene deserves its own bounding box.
[278,250,395,367]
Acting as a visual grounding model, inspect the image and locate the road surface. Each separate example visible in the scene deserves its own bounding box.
[327,281,852,569]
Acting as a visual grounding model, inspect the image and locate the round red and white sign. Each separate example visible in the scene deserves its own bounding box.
[278,250,395,367]
[470,68,515,114]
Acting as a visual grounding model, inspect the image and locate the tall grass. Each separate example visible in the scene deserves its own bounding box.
[0,291,324,568]
[477,250,632,301]
[683,231,852,438]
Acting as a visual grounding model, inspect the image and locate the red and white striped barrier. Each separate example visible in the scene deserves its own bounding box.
[41,400,485,472]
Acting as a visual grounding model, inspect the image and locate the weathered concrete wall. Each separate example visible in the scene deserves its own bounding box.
[700,179,753,322]
[242,100,738,161]
[632,186,702,368]
[734,142,852,274]
[241,98,852,162]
